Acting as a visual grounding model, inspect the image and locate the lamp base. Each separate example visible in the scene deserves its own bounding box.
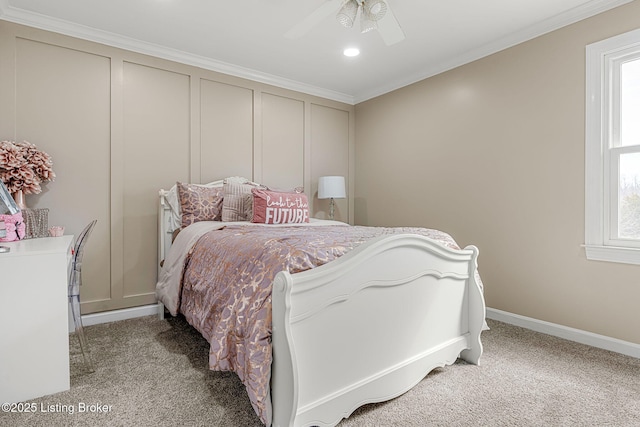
[329,198,335,220]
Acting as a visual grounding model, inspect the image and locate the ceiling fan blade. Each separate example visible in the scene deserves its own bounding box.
[377,5,405,46]
[285,0,345,39]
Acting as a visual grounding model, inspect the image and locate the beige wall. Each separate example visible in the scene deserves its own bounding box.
[0,21,354,314]
[355,2,640,344]
[2,4,637,344]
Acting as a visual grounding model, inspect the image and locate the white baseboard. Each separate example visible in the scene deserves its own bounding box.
[486,307,640,359]
[69,304,160,333]
[69,304,639,359]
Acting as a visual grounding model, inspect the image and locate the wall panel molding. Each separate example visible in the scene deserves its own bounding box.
[0,20,354,314]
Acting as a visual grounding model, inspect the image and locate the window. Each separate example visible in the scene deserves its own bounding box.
[585,29,640,265]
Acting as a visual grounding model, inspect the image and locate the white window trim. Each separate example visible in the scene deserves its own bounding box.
[585,28,640,266]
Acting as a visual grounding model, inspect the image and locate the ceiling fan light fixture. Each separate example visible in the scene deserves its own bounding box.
[363,0,387,21]
[336,0,359,28]
[360,12,378,34]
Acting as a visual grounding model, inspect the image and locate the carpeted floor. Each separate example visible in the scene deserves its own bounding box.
[1,316,638,426]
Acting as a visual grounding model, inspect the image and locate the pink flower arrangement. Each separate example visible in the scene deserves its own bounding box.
[0,140,56,194]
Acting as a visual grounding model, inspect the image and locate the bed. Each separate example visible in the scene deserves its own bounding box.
[155,178,486,427]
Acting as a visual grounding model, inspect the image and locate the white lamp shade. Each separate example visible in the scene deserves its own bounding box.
[318,176,346,199]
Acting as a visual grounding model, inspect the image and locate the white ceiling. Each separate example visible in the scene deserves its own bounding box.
[0,0,633,104]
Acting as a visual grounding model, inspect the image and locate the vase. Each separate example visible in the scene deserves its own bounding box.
[12,190,27,210]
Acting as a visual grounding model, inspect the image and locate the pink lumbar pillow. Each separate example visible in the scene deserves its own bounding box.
[251,189,309,224]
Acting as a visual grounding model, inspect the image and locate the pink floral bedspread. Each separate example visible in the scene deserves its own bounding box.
[161,222,473,425]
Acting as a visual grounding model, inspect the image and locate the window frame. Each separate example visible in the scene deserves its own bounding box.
[585,29,640,265]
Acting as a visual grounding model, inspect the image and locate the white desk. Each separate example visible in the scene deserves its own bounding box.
[0,235,73,403]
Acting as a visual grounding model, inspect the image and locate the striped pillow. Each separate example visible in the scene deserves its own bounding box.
[221,177,262,222]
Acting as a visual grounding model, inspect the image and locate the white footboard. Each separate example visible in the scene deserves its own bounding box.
[271,234,485,427]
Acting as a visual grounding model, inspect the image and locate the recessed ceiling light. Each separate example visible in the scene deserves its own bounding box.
[343,48,360,57]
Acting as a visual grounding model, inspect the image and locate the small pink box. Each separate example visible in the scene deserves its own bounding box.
[49,226,64,237]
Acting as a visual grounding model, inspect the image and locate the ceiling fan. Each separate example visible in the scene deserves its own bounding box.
[285,0,405,46]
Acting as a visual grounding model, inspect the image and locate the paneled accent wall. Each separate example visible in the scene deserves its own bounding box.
[0,21,354,314]
[310,104,351,221]
[121,62,191,309]
[13,37,112,308]
[200,79,253,182]
[259,93,304,190]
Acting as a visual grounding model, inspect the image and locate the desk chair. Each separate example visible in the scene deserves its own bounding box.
[68,219,97,372]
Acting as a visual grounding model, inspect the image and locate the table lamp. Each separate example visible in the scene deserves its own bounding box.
[318,176,346,220]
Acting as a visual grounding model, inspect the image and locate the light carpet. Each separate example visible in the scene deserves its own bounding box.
[1,316,638,426]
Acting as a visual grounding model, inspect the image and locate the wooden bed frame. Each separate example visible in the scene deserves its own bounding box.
[157,188,485,427]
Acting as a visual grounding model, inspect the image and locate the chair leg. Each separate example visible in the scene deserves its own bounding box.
[70,295,95,373]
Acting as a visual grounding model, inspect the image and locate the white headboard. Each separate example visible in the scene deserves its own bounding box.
[157,179,225,276]
[158,189,173,278]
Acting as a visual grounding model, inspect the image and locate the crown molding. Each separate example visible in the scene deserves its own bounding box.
[0,1,355,105]
[353,0,635,103]
[1,0,632,106]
